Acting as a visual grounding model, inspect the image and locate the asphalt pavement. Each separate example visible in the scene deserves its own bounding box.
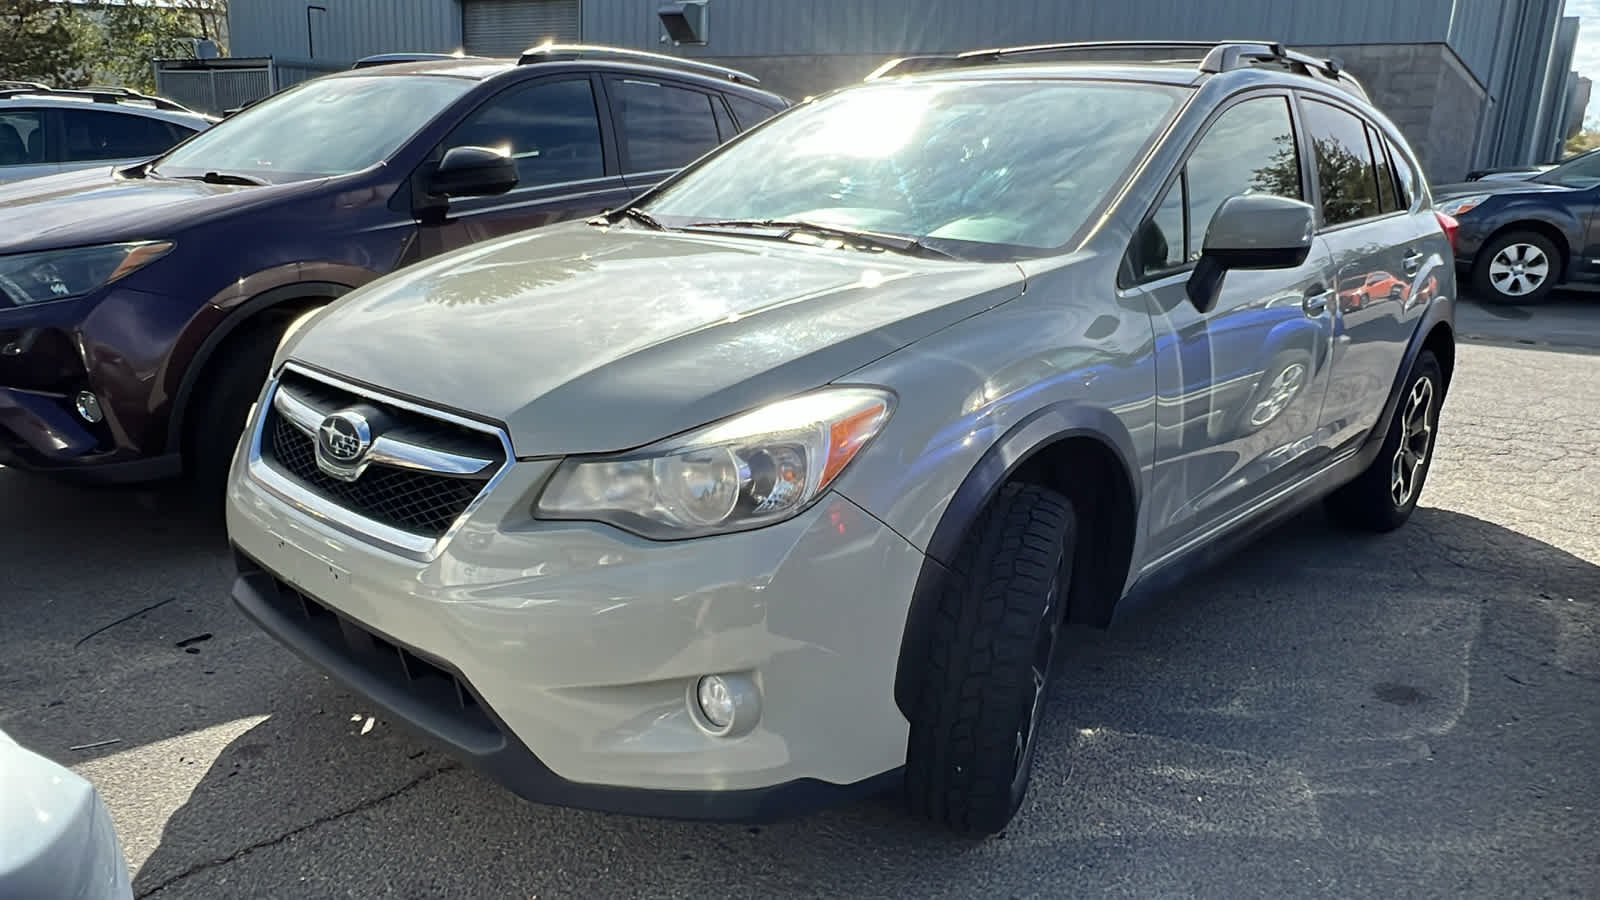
[1,295,1596,899]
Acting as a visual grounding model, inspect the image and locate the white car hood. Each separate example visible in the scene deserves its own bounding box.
[0,728,132,900]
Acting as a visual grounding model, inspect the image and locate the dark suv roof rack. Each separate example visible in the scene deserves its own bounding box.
[517,42,761,85]
[0,85,198,113]
[865,40,1367,100]
[353,51,485,69]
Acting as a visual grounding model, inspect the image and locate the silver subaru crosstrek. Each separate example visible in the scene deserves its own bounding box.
[224,40,1458,835]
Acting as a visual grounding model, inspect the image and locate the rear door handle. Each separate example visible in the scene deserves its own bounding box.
[1402,249,1424,275]
[1303,287,1330,316]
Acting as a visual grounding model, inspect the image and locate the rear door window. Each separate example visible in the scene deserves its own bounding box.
[606,77,721,173]
[60,109,187,161]
[1299,98,1382,226]
[0,110,45,165]
[725,94,779,131]
[1366,123,1399,213]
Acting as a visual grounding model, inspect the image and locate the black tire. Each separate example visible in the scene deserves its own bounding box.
[1471,229,1560,304]
[1324,349,1444,532]
[183,322,289,500]
[904,482,1075,835]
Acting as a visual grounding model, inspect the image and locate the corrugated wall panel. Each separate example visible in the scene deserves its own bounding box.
[582,0,1463,60]
[229,0,463,64]
[462,0,581,55]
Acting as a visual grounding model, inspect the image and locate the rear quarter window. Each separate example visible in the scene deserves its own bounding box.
[725,94,779,131]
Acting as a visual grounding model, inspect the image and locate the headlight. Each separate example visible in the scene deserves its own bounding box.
[535,387,895,539]
[0,241,174,308]
[1434,194,1489,217]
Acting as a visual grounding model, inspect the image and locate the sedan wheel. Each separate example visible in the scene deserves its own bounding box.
[1473,230,1559,304]
[1487,242,1550,297]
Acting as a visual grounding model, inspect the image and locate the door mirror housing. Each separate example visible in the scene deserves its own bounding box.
[427,145,519,198]
[1186,193,1317,313]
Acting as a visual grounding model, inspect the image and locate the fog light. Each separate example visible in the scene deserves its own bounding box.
[697,676,735,728]
[689,673,759,737]
[74,391,104,424]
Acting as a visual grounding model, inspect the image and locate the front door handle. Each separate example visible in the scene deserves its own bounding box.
[1303,287,1331,316]
[1402,249,1424,275]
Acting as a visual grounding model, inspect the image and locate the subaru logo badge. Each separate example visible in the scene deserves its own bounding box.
[315,409,372,480]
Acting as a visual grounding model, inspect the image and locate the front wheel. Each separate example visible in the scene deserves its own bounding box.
[1471,230,1560,304]
[904,482,1075,835]
[1324,349,1444,532]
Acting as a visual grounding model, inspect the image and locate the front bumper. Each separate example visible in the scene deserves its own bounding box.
[0,286,188,480]
[224,387,927,821]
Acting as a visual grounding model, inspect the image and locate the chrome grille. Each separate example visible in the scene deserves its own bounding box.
[254,367,508,543]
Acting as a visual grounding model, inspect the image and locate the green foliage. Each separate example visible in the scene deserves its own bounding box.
[0,1,227,94]
[1564,129,1600,157]
[0,0,100,87]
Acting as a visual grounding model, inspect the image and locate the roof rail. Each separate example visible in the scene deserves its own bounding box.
[0,85,198,113]
[0,81,50,91]
[353,51,483,69]
[865,39,1367,99]
[517,42,761,85]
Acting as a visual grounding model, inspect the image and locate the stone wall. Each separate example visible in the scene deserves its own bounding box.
[699,42,1487,183]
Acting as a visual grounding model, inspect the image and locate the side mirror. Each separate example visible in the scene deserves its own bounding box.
[427,145,519,198]
[1186,193,1317,314]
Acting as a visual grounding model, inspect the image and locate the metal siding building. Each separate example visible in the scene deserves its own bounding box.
[223,0,1581,181]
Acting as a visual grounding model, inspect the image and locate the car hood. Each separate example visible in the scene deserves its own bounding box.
[0,728,133,900]
[1432,178,1575,199]
[282,221,1027,456]
[0,165,323,254]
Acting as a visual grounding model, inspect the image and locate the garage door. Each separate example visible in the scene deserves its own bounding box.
[462,0,581,57]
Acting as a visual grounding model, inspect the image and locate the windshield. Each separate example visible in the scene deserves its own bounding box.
[1533,149,1600,188]
[154,74,475,182]
[638,78,1185,258]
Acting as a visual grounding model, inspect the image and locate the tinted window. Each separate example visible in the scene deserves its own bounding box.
[711,97,735,140]
[1184,95,1303,259]
[60,109,187,161]
[725,95,778,131]
[1533,147,1600,188]
[641,79,1183,257]
[610,78,720,172]
[1368,124,1399,213]
[446,77,604,186]
[0,110,44,166]
[1135,175,1189,278]
[1301,99,1380,225]
[1387,138,1415,207]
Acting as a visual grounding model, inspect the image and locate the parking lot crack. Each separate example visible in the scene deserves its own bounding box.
[134,761,461,898]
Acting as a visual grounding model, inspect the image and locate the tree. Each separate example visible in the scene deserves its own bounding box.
[96,1,223,93]
[1564,129,1600,157]
[0,0,99,87]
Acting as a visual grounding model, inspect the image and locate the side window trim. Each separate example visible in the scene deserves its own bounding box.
[1293,90,1412,233]
[1120,87,1301,289]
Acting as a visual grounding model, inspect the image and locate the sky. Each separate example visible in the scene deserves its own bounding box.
[1570,0,1600,127]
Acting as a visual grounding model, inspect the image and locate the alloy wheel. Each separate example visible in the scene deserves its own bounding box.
[1250,362,1306,426]
[1390,375,1435,508]
[1488,243,1550,297]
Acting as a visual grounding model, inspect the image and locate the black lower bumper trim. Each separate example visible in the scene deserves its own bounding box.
[229,546,902,824]
[0,447,182,484]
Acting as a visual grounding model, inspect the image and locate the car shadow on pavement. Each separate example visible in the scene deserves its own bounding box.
[126,503,1600,899]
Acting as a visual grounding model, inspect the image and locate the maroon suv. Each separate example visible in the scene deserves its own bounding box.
[0,46,787,488]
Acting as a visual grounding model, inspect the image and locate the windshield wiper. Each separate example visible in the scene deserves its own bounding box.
[170,171,268,186]
[683,219,956,259]
[590,205,667,230]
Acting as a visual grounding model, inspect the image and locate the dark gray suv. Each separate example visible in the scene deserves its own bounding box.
[225,40,1458,836]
